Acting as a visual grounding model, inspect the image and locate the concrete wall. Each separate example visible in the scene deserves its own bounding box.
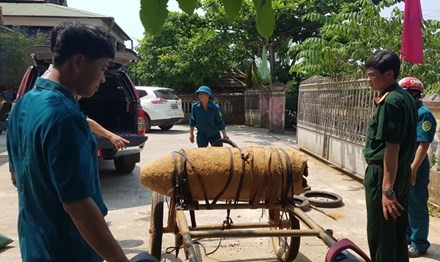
[297,125,366,180]
[429,170,440,206]
[327,135,366,179]
[297,125,325,158]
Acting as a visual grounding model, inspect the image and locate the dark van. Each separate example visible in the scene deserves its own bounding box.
[15,45,147,174]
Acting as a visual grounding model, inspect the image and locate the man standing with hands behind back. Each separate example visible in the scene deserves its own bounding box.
[363,50,417,262]
[7,22,128,261]
[399,77,436,257]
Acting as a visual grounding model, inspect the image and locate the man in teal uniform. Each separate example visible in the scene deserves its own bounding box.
[363,50,417,262]
[189,86,229,147]
[7,22,128,261]
[399,77,437,257]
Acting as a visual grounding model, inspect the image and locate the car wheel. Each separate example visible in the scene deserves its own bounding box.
[144,114,152,133]
[158,124,173,131]
[114,158,136,174]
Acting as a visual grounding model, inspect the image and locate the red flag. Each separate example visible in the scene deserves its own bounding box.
[401,0,424,64]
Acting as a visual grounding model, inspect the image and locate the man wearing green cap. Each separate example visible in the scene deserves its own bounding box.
[189,86,229,147]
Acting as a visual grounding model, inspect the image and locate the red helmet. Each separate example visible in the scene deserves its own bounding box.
[398,77,424,92]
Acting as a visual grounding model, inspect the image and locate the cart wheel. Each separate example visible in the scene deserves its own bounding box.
[149,192,164,259]
[269,209,300,262]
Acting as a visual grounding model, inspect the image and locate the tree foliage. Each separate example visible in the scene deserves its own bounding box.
[0,29,48,92]
[129,13,236,93]
[139,0,402,37]
[200,0,357,87]
[140,0,275,38]
[290,0,440,92]
[132,0,352,92]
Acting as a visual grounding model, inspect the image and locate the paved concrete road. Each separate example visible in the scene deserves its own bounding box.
[1,124,439,261]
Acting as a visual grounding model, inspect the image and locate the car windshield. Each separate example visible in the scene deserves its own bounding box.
[154,90,179,100]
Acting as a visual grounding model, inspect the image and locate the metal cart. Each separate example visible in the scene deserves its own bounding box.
[146,140,352,261]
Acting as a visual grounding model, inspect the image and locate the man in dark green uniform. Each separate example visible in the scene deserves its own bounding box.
[363,50,417,262]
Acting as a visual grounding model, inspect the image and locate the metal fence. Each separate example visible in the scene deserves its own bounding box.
[297,79,375,145]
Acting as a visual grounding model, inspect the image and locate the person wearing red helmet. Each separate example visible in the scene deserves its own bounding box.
[399,76,437,257]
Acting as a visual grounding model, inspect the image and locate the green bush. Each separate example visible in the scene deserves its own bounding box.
[285,80,299,130]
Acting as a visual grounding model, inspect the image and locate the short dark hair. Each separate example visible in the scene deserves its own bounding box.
[50,21,74,52]
[365,50,400,80]
[52,22,115,66]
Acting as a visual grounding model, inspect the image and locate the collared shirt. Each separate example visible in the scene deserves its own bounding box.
[363,83,417,163]
[416,100,436,143]
[189,101,226,137]
[7,77,106,261]
[415,100,437,173]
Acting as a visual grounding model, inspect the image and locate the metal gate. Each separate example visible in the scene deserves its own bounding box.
[296,79,375,177]
[244,89,262,127]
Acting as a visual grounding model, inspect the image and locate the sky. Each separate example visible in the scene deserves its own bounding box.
[67,0,440,49]
[68,0,180,48]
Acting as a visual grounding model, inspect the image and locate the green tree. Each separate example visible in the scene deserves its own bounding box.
[138,0,403,38]
[140,0,275,38]
[132,0,355,92]
[201,0,354,86]
[290,0,440,92]
[0,30,48,92]
[129,13,235,93]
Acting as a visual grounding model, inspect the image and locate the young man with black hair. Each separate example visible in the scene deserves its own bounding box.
[7,22,129,262]
[363,50,417,262]
[47,21,129,150]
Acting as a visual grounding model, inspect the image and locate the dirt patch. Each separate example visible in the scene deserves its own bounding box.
[429,203,440,218]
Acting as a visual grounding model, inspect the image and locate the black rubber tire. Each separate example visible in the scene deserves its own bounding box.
[303,190,343,208]
[149,192,164,260]
[113,158,136,174]
[290,195,310,212]
[269,209,300,262]
[144,114,152,133]
[158,124,173,130]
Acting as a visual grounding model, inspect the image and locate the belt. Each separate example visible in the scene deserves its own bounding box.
[366,159,383,166]
[366,159,411,168]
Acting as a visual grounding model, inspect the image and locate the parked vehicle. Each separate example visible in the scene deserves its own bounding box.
[135,86,184,132]
[15,45,147,174]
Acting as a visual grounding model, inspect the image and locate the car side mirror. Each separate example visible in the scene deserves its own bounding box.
[2,90,17,103]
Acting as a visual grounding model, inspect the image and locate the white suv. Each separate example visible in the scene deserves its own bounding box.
[135,86,184,132]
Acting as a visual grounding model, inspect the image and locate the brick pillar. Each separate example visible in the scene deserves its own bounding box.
[260,86,270,128]
[268,81,286,133]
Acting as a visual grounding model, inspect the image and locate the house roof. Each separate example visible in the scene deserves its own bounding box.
[0,2,133,49]
[217,69,246,88]
[1,2,102,17]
